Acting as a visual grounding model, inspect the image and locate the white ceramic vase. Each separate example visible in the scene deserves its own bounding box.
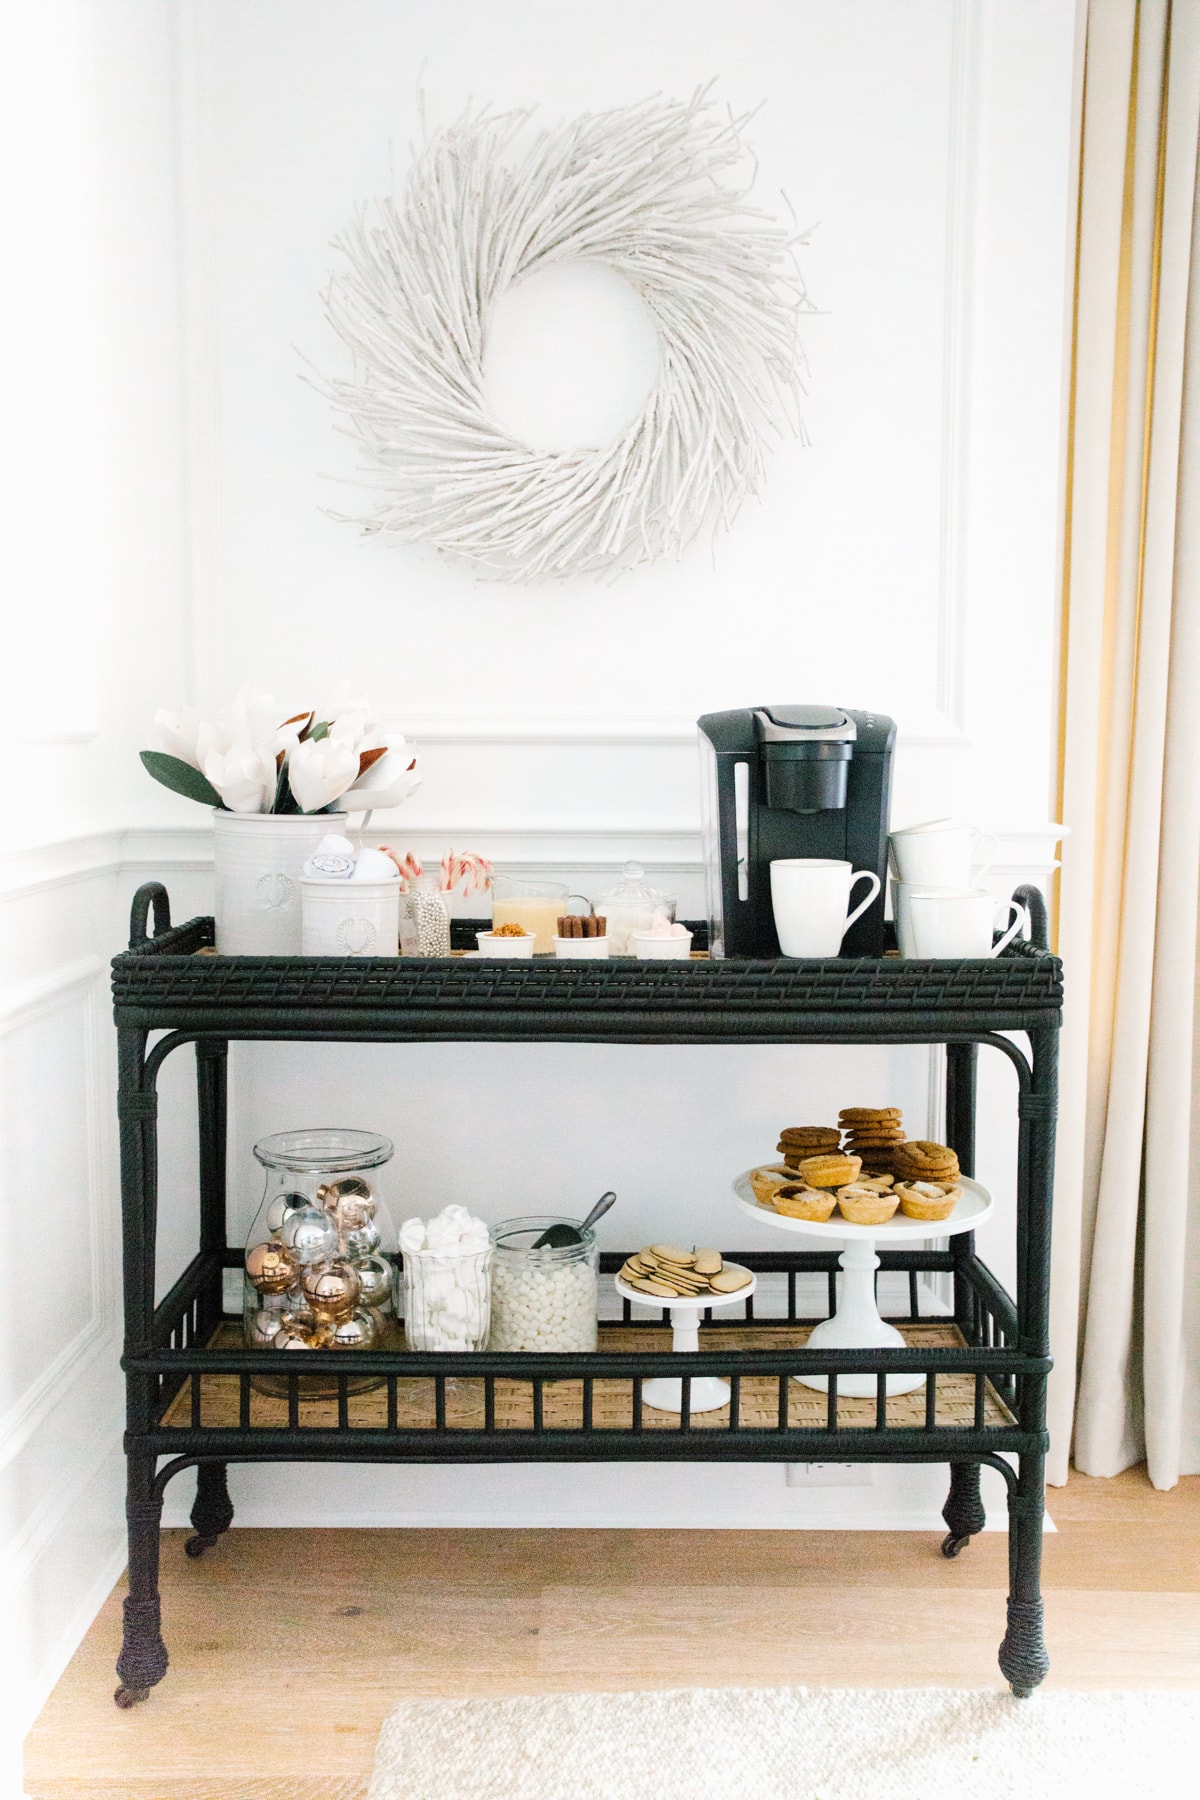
[212,811,348,955]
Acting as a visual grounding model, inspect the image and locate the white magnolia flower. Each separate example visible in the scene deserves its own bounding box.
[287,729,363,813]
[339,740,421,813]
[288,706,420,814]
[150,707,205,769]
[195,689,291,814]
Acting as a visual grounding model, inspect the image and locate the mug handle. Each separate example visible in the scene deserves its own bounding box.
[990,900,1029,957]
[843,870,882,936]
[970,831,1001,882]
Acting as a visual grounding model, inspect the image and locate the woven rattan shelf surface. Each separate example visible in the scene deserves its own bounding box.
[161,1321,1015,1434]
[113,915,1061,1031]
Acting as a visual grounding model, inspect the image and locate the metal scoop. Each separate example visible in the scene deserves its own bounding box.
[533,1191,617,1249]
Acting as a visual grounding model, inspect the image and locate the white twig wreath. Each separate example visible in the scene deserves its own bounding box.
[322,88,809,582]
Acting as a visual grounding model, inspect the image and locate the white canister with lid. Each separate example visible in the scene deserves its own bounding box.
[597,862,677,955]
[301,877,400,956]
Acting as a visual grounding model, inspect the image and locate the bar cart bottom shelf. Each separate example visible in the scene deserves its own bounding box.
[162,1319,1016,1433]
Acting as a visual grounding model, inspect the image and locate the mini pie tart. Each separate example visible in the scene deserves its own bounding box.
[836,1185,901,1226]
[895,1181,962,1221]
[793,1152,862,1190]
[750,1164,798,1205]
[772,1185,838,1222]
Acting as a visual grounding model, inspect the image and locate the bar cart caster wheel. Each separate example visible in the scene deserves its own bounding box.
[114,1685,148,1709]
[941,1532,971,1558]
[185,1533,217,1559]
[1009,1684,1034,1700]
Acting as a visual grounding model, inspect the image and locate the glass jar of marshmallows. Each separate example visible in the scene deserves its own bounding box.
[486,1216,599,1353]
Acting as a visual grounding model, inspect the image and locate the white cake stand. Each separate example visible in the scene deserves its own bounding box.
[731,1173,994,1396]
[614,1264,758,1413]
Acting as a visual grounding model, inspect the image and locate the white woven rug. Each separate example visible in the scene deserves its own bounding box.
[368,1686,1199,1800]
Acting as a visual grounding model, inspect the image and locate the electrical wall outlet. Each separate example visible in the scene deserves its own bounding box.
[785,1462,874,1487]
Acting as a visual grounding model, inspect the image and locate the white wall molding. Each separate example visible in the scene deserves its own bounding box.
[0,967,115,1471]
[0,821,1066,905]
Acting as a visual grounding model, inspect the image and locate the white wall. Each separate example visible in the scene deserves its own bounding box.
[2,0,1079,1736]
[0,0,192,1757]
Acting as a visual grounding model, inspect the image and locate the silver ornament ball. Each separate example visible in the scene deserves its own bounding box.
[352,1253,393,1311]
[280,1206,339,1265]
[330,1308,379,1350]
[265,1190,311,1234]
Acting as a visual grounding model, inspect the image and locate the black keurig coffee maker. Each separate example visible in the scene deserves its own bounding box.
[697,705,896,958]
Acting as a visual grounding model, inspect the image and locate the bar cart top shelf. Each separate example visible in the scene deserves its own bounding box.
[112,886,1061,1040]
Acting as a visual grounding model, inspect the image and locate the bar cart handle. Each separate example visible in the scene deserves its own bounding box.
[1012,884,1049,951]
[129,882,172,948]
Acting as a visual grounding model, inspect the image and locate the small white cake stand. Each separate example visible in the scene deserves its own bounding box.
[614,1264,758,1413]
[731,1173,994,1397]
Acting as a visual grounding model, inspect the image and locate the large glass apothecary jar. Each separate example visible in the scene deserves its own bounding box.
[243,1130,397,1387]
[486,1216,599,1352]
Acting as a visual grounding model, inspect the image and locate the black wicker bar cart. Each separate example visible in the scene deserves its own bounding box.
[110,881,1059,1707]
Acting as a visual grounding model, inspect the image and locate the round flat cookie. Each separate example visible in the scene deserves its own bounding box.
[709,1267,753,1292]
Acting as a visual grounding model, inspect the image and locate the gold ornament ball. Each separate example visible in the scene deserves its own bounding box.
[320,1176,378,1233]
[352,1253,393,1311]
[330,1308,379,1350]
[246,1240,298,1295]
[300,1259,362,1323]
[273,1324,315,1350]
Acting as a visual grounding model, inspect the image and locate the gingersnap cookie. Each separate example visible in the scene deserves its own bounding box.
[794,1152,862,1190]
[772,1184,838,1222]
[895,1181,962,1222]
[838,1107,902,1125]
[836,1185,901,1226]
[778,1126,842,1149]
[892,1141,960,1183]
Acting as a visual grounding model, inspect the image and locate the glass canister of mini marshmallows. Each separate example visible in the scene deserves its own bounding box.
[486,1216,599,1352]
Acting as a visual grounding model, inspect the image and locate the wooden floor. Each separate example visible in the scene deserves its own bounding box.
[25,1466,1200,1800]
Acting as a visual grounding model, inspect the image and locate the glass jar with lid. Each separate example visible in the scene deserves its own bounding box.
[486,1216,599,1352]
[243,1129,397,1389]
[596,862,677,955]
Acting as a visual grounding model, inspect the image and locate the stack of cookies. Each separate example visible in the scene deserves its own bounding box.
[776,1125,841,1169]
[619,1245,752,1298]
[838,1107,907,1176]
[893,1140,960,1185]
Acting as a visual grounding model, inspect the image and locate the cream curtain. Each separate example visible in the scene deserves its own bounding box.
[1049,0,1200,1490]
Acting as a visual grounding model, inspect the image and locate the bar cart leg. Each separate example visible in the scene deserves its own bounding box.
[186,1461,234,1558]
[115,1452,168,1708]
[999,1450,1049,1697]
[941,1460,985,1557]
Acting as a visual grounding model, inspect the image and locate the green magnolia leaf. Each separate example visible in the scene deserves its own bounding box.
[140,751,224,809]
[308,720,331,742]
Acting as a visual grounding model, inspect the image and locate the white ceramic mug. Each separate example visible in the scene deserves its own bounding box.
[770,859,882,958]
[890,879,924,958]
[889,819,999,889]
[907,888,1029,959]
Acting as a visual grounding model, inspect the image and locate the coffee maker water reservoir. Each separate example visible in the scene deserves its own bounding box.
[697,705,896,958]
